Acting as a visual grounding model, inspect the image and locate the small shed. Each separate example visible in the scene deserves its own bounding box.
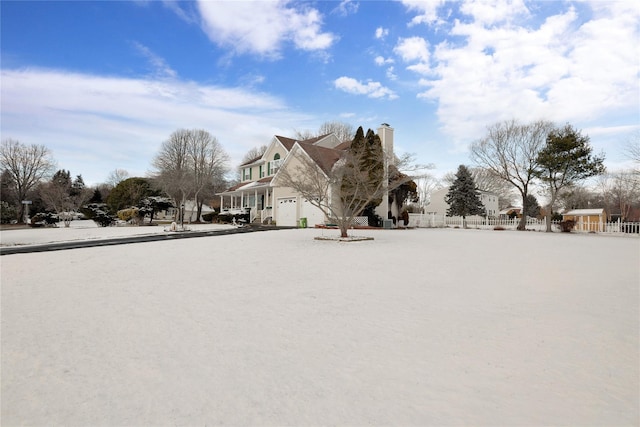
[562,208,607,232]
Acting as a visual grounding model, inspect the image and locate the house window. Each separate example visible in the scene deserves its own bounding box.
[243,168,253,181]
[272,153,282,173]
[259,165,264,178]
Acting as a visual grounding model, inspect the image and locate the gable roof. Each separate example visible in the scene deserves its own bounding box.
[297,141,347,175]
[274,135,298,151]
[239,155,263,167]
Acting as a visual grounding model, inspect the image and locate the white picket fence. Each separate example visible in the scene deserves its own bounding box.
[407,213,640,234]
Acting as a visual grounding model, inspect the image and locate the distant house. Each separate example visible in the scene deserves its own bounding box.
[499,207,522,219]
[426,187,499,219]
[156,200,215,222]
[562,208,607,232]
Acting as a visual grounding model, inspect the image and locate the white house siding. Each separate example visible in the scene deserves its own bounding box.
[426,187,499,218]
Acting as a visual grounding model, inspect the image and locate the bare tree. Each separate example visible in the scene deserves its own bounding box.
[241,144,268,164]
[40,173,92,227]
[624,131,640,175]
[601,171,640,221]
[153,129,229,222]
[105,168,130,188]
[188,130,229,221]
[318,121,355,142]
[415,174,441,212]
[294,120,355,143]
[471,119,554,230]
[153,129,193,222]
[276,129,424,238]
[292,129,316,141]
[1,139,56,222]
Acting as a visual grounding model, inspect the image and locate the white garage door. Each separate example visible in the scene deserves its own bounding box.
[301,199,325,227]
[277,197,297,226]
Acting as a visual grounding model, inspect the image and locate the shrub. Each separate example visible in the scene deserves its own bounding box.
[81,203,115,227]
[0,201,17,224]
[559,220,576,232]
[117,207,142,224]
[217,212,249,224]
[202,212,216,222]
[400,210,410,226]
[30,212,59,227]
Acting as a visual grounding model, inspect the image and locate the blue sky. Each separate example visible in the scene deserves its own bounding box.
[2,0,638,185]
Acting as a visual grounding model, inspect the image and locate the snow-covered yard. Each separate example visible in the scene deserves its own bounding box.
[1,225,638,426]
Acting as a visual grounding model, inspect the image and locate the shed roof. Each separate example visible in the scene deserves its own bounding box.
[563,208,605,216]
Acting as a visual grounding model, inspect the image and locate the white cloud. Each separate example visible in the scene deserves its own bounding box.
[459,0,529,25]
[131,42,178,79]
[386,66,398,81]
[334,76,398,100]
[401,1,639,148]
[160,0,198,24]
[196,1,336,58]
[375,27,389,39]
[374,55,394,66]
[394,37,431,74]
[401,0,446,26]
[333,0,359,17]
[1,68,312,185]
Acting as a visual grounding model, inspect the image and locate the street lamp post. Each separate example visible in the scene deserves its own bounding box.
[180,203,185,229]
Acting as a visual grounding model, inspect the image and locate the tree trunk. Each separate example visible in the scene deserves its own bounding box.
[196,200,203,223]
[462,215,467,229]
[517,191,528,230]
[339,224,349,238]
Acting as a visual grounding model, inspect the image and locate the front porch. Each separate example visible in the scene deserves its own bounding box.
[218,177,275,224]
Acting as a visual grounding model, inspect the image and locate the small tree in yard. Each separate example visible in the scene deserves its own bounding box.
[40,170,92,227]
[277,126,423,238]
[106,177,156,214]
[471,119,554,230]
[524,193,541,219]
[535,124,605,232]
[81,203,115,227]
[445,165,486,229]
[139,196,174,223]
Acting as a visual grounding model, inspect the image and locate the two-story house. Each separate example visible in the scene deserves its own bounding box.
[217,124,396,227]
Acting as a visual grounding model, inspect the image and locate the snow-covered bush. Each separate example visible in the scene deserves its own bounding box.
[29,212,59,227]
[81,203,115,227]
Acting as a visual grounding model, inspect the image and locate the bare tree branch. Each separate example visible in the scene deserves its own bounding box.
[1,139,56,222]
[470,119,554,230]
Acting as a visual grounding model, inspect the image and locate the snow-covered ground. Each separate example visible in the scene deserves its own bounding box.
[0,220,236,247]
[1,224,638,426]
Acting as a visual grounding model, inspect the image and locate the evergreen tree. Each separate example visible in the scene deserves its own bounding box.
[340,127,384,217]
[445,165,486,228]
[535,124,605,232]
[524,194,541,218]
[106,177,156,214]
